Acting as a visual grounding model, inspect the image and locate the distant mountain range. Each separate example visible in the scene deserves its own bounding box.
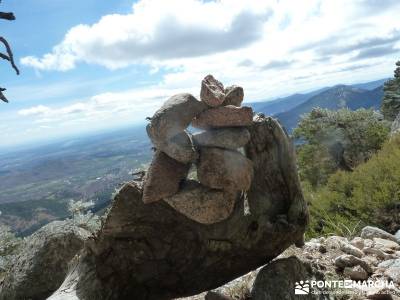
[248,78,388,132]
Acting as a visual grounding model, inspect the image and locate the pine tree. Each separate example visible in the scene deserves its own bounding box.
[381,61,400,121]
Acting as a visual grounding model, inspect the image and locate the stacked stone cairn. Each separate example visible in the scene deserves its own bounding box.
[144,75,254,224]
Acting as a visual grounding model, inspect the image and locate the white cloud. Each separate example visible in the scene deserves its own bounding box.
[20,0,400,95]
[18,85,194,127]
[20,0,272,71]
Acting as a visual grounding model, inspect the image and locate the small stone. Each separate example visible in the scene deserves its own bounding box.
[373,238,400,250]
[361,226,398,243]
[395,229,400,242]
[223,85,244,107]
[350,237,365,250]
[149,130,197,164]
[344,265,368,281]
[363,255,379,267]
[200,75,225,107]
[378,258,400,268]
[197,147,253,191]
[142,151,190,203]
[192,128,250,150]
[164,180,237,224]
[147,93,207,142]
[192,105,253,129]
[325,235,348,249]
[363,247,394,260]
[334,254,372,273]
[385,267,400,284]
[340,241,364,258]
[365,239,374,248]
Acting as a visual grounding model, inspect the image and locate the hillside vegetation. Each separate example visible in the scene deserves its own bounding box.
[305,134,400,238]
[301,61,400,238]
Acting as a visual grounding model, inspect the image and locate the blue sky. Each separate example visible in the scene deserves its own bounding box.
[0,0,399,149]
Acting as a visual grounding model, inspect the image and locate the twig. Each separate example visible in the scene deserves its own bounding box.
[0,12,15,21]
[0,87,8,103]
[0,36,19,75]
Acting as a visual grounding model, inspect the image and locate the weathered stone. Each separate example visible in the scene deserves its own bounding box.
[150,131,197,164]
[0,220,90,300]
[350,237,365,250]
[378,258,400,268]
[192,106,253,129]
[340,241,364,258]
[363,247,394,260]
[334,254,372,273]
[205,291,234,300]
[200,75,225,107]
[251,256,329,300]
[164,180,237,224]
[325,235,348,249]
[192,128,250,150]
[373,238,400,250]
[344,265,368,281]
[147,93,207,142]
[385,267,400,284]
[361,226,398,242]
[365,239,374,248]
[223,85,244,107]
[197,147,253,191]
[142,151,190,203]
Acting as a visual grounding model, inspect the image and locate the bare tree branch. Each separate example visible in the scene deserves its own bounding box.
[0,87,8,103]
[0,37,19,75]
[0,12,15,20]
[0,1,19,103]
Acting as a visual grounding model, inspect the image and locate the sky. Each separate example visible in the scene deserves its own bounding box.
[0,0,399,149]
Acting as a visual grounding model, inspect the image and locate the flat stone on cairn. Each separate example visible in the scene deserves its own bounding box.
[193,128,250,150]
[192,105,253,129]
[143,74,254,224]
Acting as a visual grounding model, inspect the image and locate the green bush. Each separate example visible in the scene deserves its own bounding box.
[305,134,400,238]
[294,108,390,187]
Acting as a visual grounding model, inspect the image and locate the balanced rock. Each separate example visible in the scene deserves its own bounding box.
[148,130,197,164]
[164,180,237,224]
[197,147,253,191]
[143,151,190,203]
[192,105,253,129]
[193,128,250,150]
[200,75,225,107]
[223,85,244,107]
[147,93,207,142]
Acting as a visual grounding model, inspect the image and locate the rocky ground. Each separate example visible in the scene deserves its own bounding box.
[178,226,400,300]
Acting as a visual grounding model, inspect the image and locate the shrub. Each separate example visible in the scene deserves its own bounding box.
[305,134,400,238]
[294,108,390,187]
